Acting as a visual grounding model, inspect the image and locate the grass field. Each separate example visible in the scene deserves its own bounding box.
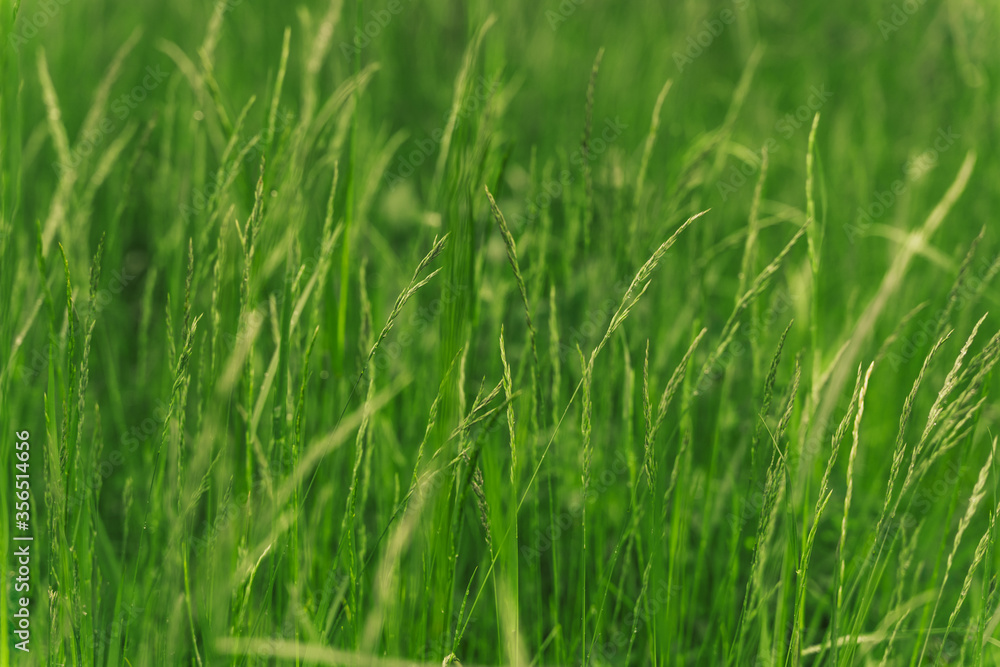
[2,0,1000,664]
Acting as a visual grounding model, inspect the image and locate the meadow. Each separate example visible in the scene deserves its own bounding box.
[1,0,1000,664]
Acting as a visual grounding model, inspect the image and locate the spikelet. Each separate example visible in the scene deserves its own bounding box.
[916,438,995,664]
[471,465,493,550]
[642,329,706,487]
[592,210,707,365]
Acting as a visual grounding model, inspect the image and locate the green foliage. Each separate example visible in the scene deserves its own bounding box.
[2,0,1000,665]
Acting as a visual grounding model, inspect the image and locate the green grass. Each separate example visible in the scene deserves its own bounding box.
[2,0,1000,664]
